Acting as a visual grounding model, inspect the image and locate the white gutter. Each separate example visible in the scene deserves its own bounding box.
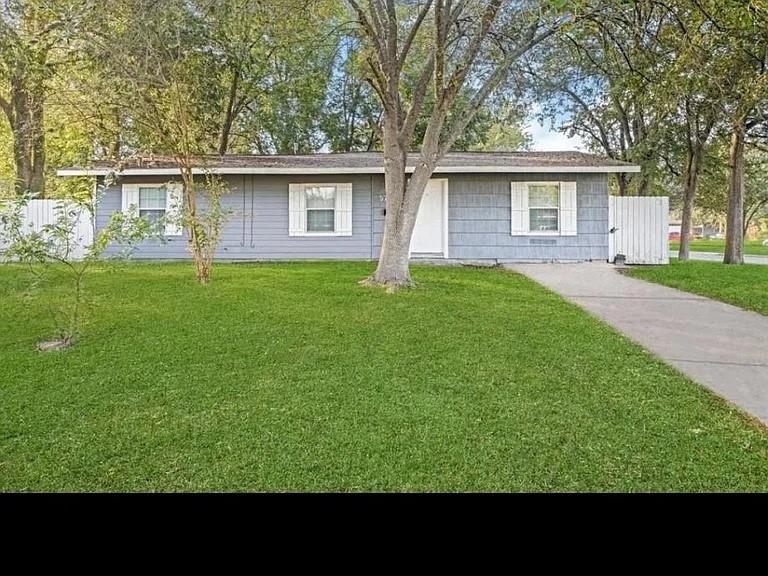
[58,165,642,177]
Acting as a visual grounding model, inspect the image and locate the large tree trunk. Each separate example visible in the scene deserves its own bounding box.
[367,116,415,288]
[678,146,702,261]
[10,67,46,197]
[365,107,444,289]
[29,92,46,195]
[616,173,628,197]
[724,121,746,265]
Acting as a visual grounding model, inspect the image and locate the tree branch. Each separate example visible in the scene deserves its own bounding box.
[399,0,433,64]
[440,19,562,155]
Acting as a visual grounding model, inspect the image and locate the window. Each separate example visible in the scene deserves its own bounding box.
[122,182,183,236]
[138,187,167,225]
[305,186,336,232]
[288,183,353,237]
[528,183,560,233]
[511,181,577,237]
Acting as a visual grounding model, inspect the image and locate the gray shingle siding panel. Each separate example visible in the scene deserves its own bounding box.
[96,171,608,262]
[443,173,609,262]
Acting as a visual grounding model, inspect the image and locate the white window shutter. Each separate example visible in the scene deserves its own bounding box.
[334,183,353,236]
[511,181,529,235]
[165,182,184,236]
[288,183,306,236]
[121,184,139,218]
[559,181,578,236]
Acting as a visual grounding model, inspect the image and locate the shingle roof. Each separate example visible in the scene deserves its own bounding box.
[58,151,641,175]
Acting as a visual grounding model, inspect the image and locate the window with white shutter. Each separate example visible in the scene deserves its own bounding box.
[511,181,578,237]
[121,182,183,236]
[288,183,353,236]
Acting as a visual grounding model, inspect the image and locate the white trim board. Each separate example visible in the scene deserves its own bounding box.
[58,165,641,177]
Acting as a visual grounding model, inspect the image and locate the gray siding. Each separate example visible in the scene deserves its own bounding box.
[97,174,375,260]
[373,172,609,262]
[97,171,609,262]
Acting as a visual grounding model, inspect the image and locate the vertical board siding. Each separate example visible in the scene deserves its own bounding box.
[608,196,669,265]
[0,199,93,259]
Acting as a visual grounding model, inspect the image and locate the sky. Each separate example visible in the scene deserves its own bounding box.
[524,105,586,151]
[526,119,586,151]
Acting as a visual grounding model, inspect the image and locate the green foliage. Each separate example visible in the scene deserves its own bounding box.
[695,146,768,232]
[0,120,12,196]
[0,188,158,342]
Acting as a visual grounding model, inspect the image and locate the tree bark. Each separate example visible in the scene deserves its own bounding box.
[178,163,211,284]
[9,66,46,197]
[218,67,240,155]
[616,173,628,197]
[367,115,415,287]
[724,121,746,265]
[30,90,46,196]
[678,146,702,261]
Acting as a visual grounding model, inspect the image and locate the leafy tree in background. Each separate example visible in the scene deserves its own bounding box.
[697,1,768,264]
[0,0,92,197]
[531,2,676,196]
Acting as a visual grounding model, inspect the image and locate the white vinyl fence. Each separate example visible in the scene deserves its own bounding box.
[608,196,669,265]
[0,199,94,260]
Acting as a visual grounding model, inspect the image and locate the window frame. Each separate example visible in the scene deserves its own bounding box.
[525,181,561,236]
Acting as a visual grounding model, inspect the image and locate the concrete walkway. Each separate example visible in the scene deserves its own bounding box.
[507,262,768,424]
[669,250,768,265]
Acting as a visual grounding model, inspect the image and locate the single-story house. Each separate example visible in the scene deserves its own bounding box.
[57,151,640,263]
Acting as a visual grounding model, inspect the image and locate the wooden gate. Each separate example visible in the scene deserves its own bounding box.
[608,196,669,265]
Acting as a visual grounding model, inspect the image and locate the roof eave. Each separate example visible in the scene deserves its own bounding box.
[57,165,642,177]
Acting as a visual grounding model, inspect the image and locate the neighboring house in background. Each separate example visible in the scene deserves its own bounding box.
[669,221,703,241]
[669,221,722,241]
[57,152,640,263]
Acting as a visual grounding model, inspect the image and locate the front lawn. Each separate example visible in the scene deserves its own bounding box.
[1,262,767,492]
[625,260,768,316]
[669,238,768,256]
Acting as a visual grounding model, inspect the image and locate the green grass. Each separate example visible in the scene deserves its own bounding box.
[626,260,768,316]
[1,262,767,492]
[670,238,768,256]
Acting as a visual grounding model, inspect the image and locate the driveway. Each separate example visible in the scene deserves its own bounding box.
[669,250,768,265]
[507,262,768,425]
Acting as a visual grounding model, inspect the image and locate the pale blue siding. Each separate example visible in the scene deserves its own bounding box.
[373,172,609,262]
[97,172,609,262]
[97,174,375,260]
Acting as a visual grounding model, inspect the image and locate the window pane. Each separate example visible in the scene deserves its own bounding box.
[528,184,559,208]
[139,209,165,225]
[306,186,335,209]
[307,209,335,232]
[530,208,559,232]
[139,187,167,210]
